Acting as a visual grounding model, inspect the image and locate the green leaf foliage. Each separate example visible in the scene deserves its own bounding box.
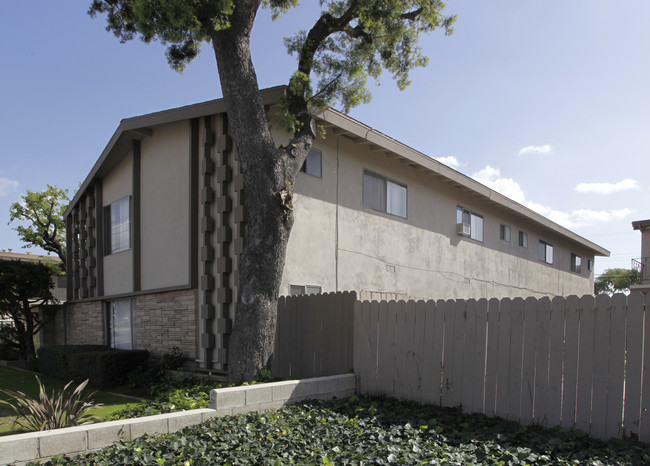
[594,268,641,295]
[0,376,102,431]
[41,396,648,465]
[8,184,69,271]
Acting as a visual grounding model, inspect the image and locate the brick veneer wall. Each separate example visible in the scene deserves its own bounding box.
[64,300,104,345]
[135,289,197,359]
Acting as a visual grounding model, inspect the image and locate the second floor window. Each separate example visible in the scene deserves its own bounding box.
[109,196,131,254]
[363,171,407,218]
[457,206,483,242]
[571,253,582,273]
[519,231,528,248]
[539,240,553,264]
[300,148,322,178]
[500,224,511,242]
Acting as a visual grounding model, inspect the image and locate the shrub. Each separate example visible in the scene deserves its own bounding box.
[68,349,149,388]
[0,376,102,431]
[37,345,108,380]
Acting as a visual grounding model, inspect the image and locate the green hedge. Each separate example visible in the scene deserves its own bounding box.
[38,345,108,380]
[38,345,149,388]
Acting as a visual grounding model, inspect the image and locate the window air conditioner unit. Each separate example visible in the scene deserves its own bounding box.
[457,223,471,237]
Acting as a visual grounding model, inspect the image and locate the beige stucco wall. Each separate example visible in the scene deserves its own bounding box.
[140,121,191,290]
[102,152,134,296]
[281,132,595,300]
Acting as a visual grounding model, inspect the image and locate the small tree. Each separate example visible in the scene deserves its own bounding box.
[594,267,641,295]
[8,184,69,272]
[0,260,56,362]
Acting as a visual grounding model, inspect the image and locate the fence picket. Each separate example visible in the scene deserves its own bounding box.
[462,299,477,412]
[520,297,538,425]
[576,295,595,434]
[377,301,393,396]
[472,299,488,414]
[413,300,427,402]
[605,293,626,439]
[353,301,369,394]
[624,293,644,438]
[393,301,409,399]
[562,295,580,429]
[640,295,650,443]
[547,296,565,428]
[402,300,421,401]
[441,299,456,407]
[495,298,512,419]
[420,300,437,404]
[484,298,500,417]
[533,297,551,427]
[368,301,381,394]
[431,300,445,405]
[451,299,467,408]
[508,298,525,422]
[591,294,611,439]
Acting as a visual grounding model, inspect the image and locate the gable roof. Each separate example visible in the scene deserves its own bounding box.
[67,86,609,257]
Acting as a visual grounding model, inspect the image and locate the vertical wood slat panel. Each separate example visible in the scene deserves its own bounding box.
[367,301,382,395]
[393,301,408,400]
[591,294,611,439]
[441,299,456,408]
[508,298,525,422]
[547,296,565,428]
[562,295,581,430]
[605,293,626,439]
[377,301,393,396]
[272,296,287,378]
[413,300,427,403]
[640,295,650,443]
[576,295,595,434]
[472,299,488,414]
[353,301,369,394]
[520,297,538,426]
[451,300,466,408]
[461,299,477,412]
[430,300,445,405]
[495,298,512,420]
[533,297,551,426]
[624,293,644,437]
[405,300,419,401]
[420,300,437,404]
[484,298,500,417]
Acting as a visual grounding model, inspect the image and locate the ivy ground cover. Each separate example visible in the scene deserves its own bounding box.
[42,395,648,465]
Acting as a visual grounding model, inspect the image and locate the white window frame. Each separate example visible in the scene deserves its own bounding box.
[107,299,134,350]
[289,284,322,296]
[518,230,528,248]
[571,253,582,273]
[363,171,407,219]
[300,148,322,178]
[500,224,511,242]
[539,240,554,264]
[456,206,483,242]
[108,196,131,254]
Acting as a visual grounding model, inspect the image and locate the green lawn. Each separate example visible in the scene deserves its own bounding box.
[0,366,145,436]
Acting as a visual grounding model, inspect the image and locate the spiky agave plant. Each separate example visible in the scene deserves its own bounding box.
[0,376,103,431]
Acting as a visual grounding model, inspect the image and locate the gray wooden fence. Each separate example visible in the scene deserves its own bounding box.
[273,291,356,378]
[354,293,650,442]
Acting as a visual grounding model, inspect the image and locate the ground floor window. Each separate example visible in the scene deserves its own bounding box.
[289,285,322,296]
[107,298,134,350]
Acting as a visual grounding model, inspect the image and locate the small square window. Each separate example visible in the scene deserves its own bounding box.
[300,148,322,178]
[518,231,528,248]
[571,254,582,273]
[500,224,511,242]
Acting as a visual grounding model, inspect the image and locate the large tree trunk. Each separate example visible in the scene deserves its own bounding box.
[211,2,311,383]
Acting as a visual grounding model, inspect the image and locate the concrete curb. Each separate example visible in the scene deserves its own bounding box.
[0,374,356,465]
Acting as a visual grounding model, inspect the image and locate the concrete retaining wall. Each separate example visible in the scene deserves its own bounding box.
[0,374,355,465]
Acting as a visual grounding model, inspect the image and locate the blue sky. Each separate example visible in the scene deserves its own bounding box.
[1,1,648,279]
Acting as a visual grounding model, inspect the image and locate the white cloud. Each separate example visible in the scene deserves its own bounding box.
[436,156,461,168]
[435,156,462,168]
[471,165,631,229]
[518,144,552,156]
[0,177,19,197]
[574,178,639,194]
[471,165,526,203]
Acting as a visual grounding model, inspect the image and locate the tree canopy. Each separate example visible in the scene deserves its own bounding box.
[8,184,69,272]
[0,259,56,362]
[89,0,455,382]
[594,268,641,295]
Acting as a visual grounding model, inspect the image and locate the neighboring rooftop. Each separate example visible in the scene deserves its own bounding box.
[0,249,61,263]
[632,219,650,231]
